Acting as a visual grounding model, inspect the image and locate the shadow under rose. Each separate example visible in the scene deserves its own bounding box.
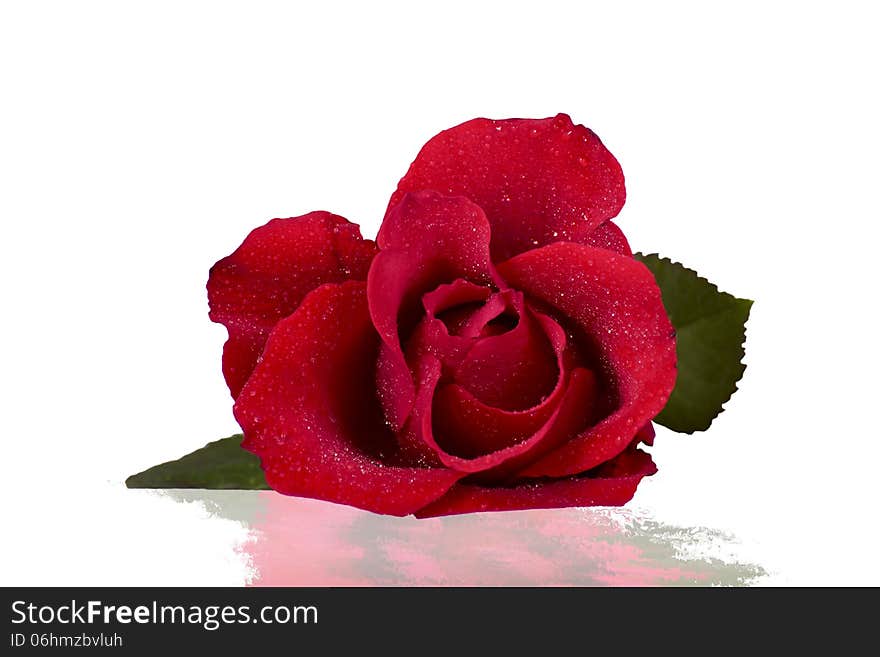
[163,490,765,586]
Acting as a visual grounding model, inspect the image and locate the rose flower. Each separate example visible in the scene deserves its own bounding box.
[208,114,676,517]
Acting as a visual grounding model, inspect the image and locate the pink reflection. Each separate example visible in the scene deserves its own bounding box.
[235,492,763,586]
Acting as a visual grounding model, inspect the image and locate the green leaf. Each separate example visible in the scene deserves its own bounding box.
[634,253,752,433]
[125,434,269,489]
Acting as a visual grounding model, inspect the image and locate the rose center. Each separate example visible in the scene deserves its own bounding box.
[415,282,558,411]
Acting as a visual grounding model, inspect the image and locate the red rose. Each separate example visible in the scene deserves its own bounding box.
[208,114,677,517]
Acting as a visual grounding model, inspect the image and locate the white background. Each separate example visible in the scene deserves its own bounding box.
[1,1,878,585]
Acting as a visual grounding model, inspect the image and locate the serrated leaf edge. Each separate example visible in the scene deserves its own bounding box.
[636,252,754,433]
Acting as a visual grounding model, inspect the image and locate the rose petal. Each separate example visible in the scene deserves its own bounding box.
[422,279,492,317]
[499,242,676,477]
[405,317,473,370]
[399,319,601,479]
[386,113,625,261]
[454,289,516,339]
[422,280,493,336]
[636,422,656,446]
[490,367,601,482]
[434,367,598,476]
[581,220,632,256]
[401,305,570,462]
[432,383,555,458]
[453,294,558,411]
[414,447,657,518]
[208,212,376,398]
[234,281,460,516]
[368,191,503,431]
[397,354,573,475]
